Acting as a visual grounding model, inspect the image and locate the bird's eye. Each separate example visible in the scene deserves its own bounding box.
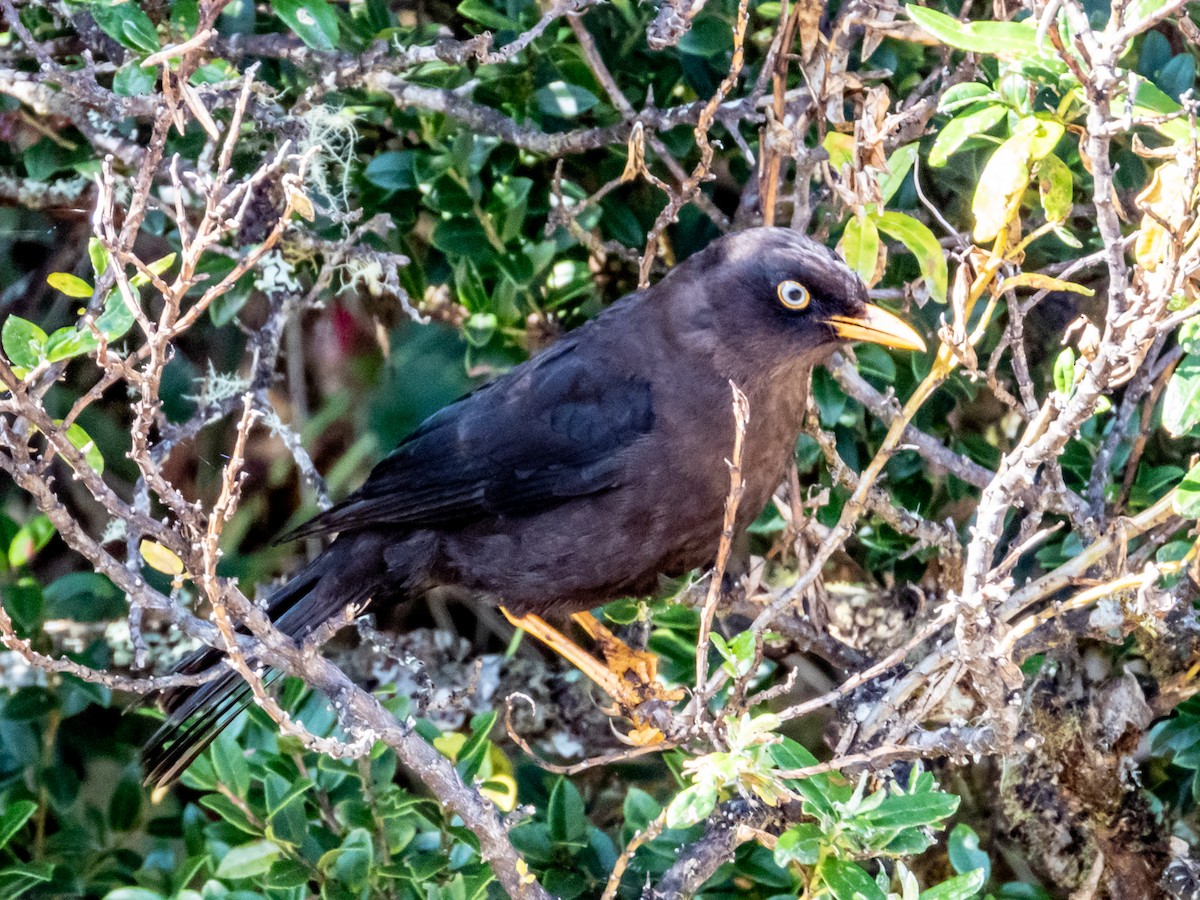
[777,280,810,310]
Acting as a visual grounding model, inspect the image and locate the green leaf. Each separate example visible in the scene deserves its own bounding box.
[929,103,1007,167]
[1036,153,1073,223]
[40,289,135,364]
[920,869,987,900]
[712,630,757,677]
[1174,463,1200,518]
[263,859,310,889]
[876,211,948,303]
[948,823,991,881]
[456,709,498,781]
[879,143,918,205]
[191,59,239,84]
[841,214,881,285]
[456,0,520,30]
[2,686,55,720]
[1053,223,1082,248]
[88,238,109,278]
[323,828,373,887]
[937,82,998,113]
[108,776,143,831]
[0,862,54,900]
[95,291,137,341]
[1179,317,1200,355]
[264,773,315,815]
[678,16,734,57]
[113,62,156,96]
[463,312,497,347]
[623,788,662,832]
[548,777,587,845]
[103,889,167,900]
[129,252,176,288]
[58,421,105,474]
[47,272,93,299]
[198,794,259,836]
[1053,347,1076,396]
[122,12,160,51]
[490,176,532,243]
[0,801,36,851]
[2,317,47,369]
[857,791,960,829]
[365,151,417,191]
[819,858,886,900]
[432,218,492,261]
[90,3,160,52]
[215,840,282,880]
[906,6,1064,71]
[211,733,250,796]
[856,343,898,381]
[773,822,822,867]
[535,81,599,119]
[1014,115,1065,162]
[9,516,55,568]
[1158,53,1196,103]
[1132,79,1198,144]
[44,328,97,364]
[768,736,820,771]
[179,754,217,792]
[665,783,718,829]
[1164,353,1200,437]
[271,0,340,49]
[3,578,42,633]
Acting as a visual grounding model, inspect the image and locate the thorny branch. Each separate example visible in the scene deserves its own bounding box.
[0,21,551,894]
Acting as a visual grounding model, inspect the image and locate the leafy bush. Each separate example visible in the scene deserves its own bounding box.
[2,0,1200,897]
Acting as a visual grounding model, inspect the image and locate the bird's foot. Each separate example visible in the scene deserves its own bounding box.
[501,608,683,743]
[569,612,685,707]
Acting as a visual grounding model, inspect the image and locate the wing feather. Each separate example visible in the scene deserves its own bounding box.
[285,342,653,540]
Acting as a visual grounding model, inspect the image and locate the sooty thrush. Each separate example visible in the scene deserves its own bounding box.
[143,226,925,786]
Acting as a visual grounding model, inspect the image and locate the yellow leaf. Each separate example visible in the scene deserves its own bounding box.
[516,859,536,886]
[140,539,184,575]
[838,214,884,287]
[481,773,518,812]
[972,131,1034,243]
[996,273,1095,296]
[432,732,466,760]
[47,272,94,299]
[1135,160,1192,271]
[1015,115,1065,162]
[822,132,855,173]
[282,173,315,222]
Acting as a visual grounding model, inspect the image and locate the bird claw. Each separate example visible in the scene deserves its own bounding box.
[611,719,667,747]
[501,607,684,735]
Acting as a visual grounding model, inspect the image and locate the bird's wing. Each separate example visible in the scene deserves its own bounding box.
[285,341,654,540]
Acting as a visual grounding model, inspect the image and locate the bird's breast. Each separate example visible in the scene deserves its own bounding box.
[433,368,809,616]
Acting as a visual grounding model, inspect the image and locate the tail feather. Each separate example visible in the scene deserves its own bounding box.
[142,537,383,788]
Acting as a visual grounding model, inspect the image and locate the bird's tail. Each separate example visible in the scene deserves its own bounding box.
[141,536,382,788]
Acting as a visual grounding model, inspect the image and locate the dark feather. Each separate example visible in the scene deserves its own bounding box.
[143,536,387,787]
[284,342,654,541]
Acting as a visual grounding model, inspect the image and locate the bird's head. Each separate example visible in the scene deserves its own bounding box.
[670,227,926,375]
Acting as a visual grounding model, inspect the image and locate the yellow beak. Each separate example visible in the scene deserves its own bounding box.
[826,304,926,353]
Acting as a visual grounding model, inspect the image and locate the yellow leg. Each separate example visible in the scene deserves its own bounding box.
[501,607,630,703]
[501,608,684,717]
[570,612,683,700]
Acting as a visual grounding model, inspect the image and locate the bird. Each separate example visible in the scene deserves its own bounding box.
[142,226,925,786]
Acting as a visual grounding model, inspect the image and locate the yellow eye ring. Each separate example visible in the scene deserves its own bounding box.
[777,280,810,310]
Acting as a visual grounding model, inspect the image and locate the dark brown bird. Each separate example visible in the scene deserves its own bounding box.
[143,226,924,785]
